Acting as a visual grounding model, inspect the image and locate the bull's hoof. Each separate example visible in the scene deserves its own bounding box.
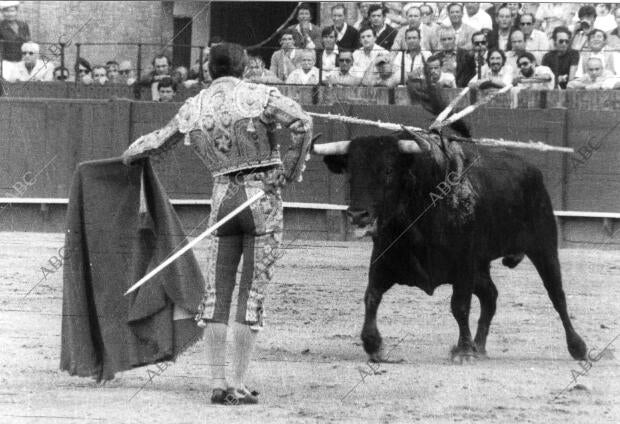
[473,344,489,359]
[450,345,477,364]
[368,347,405,364]
[568,334,587,361]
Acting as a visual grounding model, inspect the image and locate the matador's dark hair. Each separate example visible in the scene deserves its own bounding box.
[208,43,248,79]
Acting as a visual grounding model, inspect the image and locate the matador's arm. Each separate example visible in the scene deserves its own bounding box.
[121,94,201,165]
[262,88,313,183]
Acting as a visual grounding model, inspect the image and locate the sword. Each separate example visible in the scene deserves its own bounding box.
[124,190,265,295]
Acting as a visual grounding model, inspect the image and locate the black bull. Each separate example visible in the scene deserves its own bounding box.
[316,133,587,362]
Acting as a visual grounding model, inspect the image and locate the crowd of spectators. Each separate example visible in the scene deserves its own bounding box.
[2,1,620,98]
[252,2,620,91]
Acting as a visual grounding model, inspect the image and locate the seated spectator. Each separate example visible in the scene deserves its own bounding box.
[184,60,211,88]
[434,26,458,75]
[431,3,476,51]
[244,56,281,84]
[486,5,513,51]
[329,4,360,51]
[318,27,338,77]
[609,6,620,50]
[392,6,432,52]
[567,57,620,89]
[92,65,108,85]
[542,26,579,89]
[353,2,372,31]
[392,27,431,81]
[139,54,171,87]
[419,4,440,49]
[594,3,616,33]
[105,60,120,83]
[422,53,457,88]
[367,4,397,51]
[468,48,514,89]
[118,60,136,85]
[285,49,319,85]
[513,52,555,89]
[571,5,597,51]
[270,29,302,81]
[0,1,30,63]
[535,3,578,39]
[53,66,69,81]
[361,52,400,87]
[455,31,489,88]
[157,77,176,102]
[576,29,620,78]
[287,3,322,50]
[518,13,549,64]
[3,41,53,82]
[463,3,493,32]
[324,50,361,86]
[351,27,389,79]
[505,29,527,77]
[171,66,188,86]
[74,57,93,84]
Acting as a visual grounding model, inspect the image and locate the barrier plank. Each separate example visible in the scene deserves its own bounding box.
[565,110,620,212]
[317,85,391,105]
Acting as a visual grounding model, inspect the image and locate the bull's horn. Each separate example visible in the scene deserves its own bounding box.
[313,140,351,155]
[397,139,424,153]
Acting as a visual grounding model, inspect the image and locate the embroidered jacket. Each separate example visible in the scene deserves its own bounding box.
[122,76,313,182]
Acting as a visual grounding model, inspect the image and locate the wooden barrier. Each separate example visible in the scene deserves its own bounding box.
[0,97,618,242]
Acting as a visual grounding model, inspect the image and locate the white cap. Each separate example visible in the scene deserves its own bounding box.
[0,1,20,9]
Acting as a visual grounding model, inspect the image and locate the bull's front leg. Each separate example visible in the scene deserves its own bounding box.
[362,256,398,363]
[450,277,477,363]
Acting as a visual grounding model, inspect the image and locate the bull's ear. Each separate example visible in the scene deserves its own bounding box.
[323,154,348,174]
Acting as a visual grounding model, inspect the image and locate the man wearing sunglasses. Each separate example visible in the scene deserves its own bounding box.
[542,26,579,89]
[518,13,549,64]
[3,41,53,82]
[324,50,360,86]
[513,51,554,90]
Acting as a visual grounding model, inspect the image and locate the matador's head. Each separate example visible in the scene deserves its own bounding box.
[208,43,248,80]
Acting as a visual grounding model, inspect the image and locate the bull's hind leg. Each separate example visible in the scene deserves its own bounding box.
[526,248,587,360]
[450,277,477,363]
[473,264,498,357]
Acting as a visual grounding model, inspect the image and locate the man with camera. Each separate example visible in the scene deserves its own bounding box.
[571,5,597,51]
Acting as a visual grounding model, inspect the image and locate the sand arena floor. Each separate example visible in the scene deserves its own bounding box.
[0,232,618,423]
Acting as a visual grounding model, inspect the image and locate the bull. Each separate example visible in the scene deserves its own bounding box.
[313,125,587,363]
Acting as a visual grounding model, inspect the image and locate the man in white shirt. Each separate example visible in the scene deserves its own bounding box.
[513,52,555,90]
[3,41,53,82]
[351,27,389,79]
[392,27,431,81]
[324,50,361,86]
[424,53,457,88]
[319,27,339,79]
[431,3,476,51]
[518,13,550,64]
[285,49,319,85]
[567,57,620,89]
[463,3,493,32]
[391,6,431,52]
[468,48,514,89]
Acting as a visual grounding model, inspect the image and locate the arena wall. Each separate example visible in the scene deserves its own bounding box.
[0,95,618,248]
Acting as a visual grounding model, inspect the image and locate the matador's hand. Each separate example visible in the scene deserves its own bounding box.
[261,170,287,195]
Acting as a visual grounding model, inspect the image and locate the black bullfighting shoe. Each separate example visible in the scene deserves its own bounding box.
[225,386,259,405]
[210,388,228,404]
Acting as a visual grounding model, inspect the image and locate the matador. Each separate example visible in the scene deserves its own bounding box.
[122,43,313,405]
